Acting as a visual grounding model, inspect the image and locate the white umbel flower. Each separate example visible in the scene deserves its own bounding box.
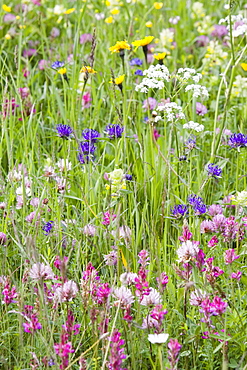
[183,121,204,132]
[185,84,209,99]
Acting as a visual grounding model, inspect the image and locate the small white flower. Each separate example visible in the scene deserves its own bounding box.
[185,84,209,99]
[157,102,185,122]
[148,333,169,344]
[183,121,204,132]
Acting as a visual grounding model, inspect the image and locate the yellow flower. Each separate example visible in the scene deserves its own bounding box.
[109,74,125,85]
[58,67,67,75]
[145,21,153,28]
[132,36,154,50]
[105,0,111,5]
[19,25,26,29]
[64,8,75,15]
[109,40,130,53]
[154,2,163,9]
[2,4,11,12]
[105,16,113,23]
[241,63,247,71]
[5,33,11,40]
[80,66,97,74]
[16,15,20,20]
[111,8,119,15]
[153,52,166,60]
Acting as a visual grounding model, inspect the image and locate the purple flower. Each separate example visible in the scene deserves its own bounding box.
[231,271,242,280]
[51,61,65,69]
[129,58,143,66]
[2,284,17,305]
[196,35,209,47]
[125,174,132,181]
[142,97,157,111]
[0,232,7,245]
[105,124,124,139]
[42,221,54,235]
[80,33,93,44]
[79,141,97,154]
[207,163,222,178]
[23,49,37,58]
[211,24,228,38]
[22,306,42,334]
[50,27,60,38]
[185,138,197,150]
[56,124,73,138]
[134,69,143,76]
[82,129,100,143]
[196,102,207,116]
[171,204,188,218]
[228,133,247,149]
[188,194,207,215]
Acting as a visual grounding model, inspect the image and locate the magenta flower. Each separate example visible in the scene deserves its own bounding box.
[224,249,240,265]
[167,339,182,369]
[93,283,111,304]
[102,211,117,225]
[22,306,42,334]
[208,235,219,248]
[80,33,93,44]
[231,271,242,281]
[107,330,127,370]
[156,272,169,292]
[82,92,92,108]
[54,339,74,370]
[2,283,17,305]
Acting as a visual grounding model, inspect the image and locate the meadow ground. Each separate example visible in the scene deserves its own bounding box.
[1,0,247,369]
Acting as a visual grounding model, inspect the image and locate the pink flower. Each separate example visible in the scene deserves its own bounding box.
[102,211,116,226]
[224,249,240,265]
[156,272,169,292]
[142,97,157,111]
[80,33,93,44]
[167,339,182,369]
[113,286,134,307]
[82,92,92,108]
[231,271,242,281]
[103,251,118,266]
[38,59,48,70]
[177,240,200,263]
[29,263,54,281]
[208,235,219,248]
[0,232,7,245]
[83,224,96,237]
[208,204,223,216]
[107,330,127,370]
[200,220,215,233]
[140,287,162,306]
[189,289,207,306]
[54,280,78,302]
[2,283,17,305]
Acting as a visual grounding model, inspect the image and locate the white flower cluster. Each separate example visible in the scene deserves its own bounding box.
[219,14,247,37]
[135,65,170,93]
[176,68,202,83]
[231,75,247,97]
[185,84,209,99]
[155,102,185,122]
[202,40,228,69]
[183,121,204,132]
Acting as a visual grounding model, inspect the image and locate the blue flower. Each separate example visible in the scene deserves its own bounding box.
[42,221,54,235]
[171,204,188,218]
[228,133,247,149]
[207,163,222,178]
[129,58,143,66]
[134,69,143,76]
[78,153,91,164]
[56,124,73,138]
[51,61,65,69]
[105,124,124,139]
[79,141,97,154]
[188,194,206,215]
[125,174,132,181]
[82,129,100,143]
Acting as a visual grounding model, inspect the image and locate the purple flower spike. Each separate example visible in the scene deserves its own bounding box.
[207,163,222,178]
[56,124,73,138]
[105,124,124,139]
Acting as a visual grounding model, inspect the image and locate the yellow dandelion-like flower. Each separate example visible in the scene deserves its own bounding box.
[241,63,247,71]
[153,52,167,60]
[145,21,153,28]
[16,15,20,20]
[105,0,111,5]
[154,2,163,10]
[64,8,75,15]
[109,40,130,53]
[132,36,154,50]
[105,16,113,24]
[111,8,120,15]
[2,4,11,12]
[80,66,97,74]
[58,67,67,75]
[109,74,125,85]
[5,33,11,40]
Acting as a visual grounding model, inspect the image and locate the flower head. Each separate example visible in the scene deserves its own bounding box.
[51,61,65,69]
[228,133,247,149]
[80,66,97,74]
[153,52,167,61]
[132,36,154,50]
[109,74,125,85]
[82,129,100,143]
[148,333,169,344]
[42,221,54,235]
[56,124,73,138]
[129,58,143,66]
[109,40,130,53]
[207,163,222,178]
[105,124,124,139]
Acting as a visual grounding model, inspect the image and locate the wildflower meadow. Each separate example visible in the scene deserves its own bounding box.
[1,0,247,369]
